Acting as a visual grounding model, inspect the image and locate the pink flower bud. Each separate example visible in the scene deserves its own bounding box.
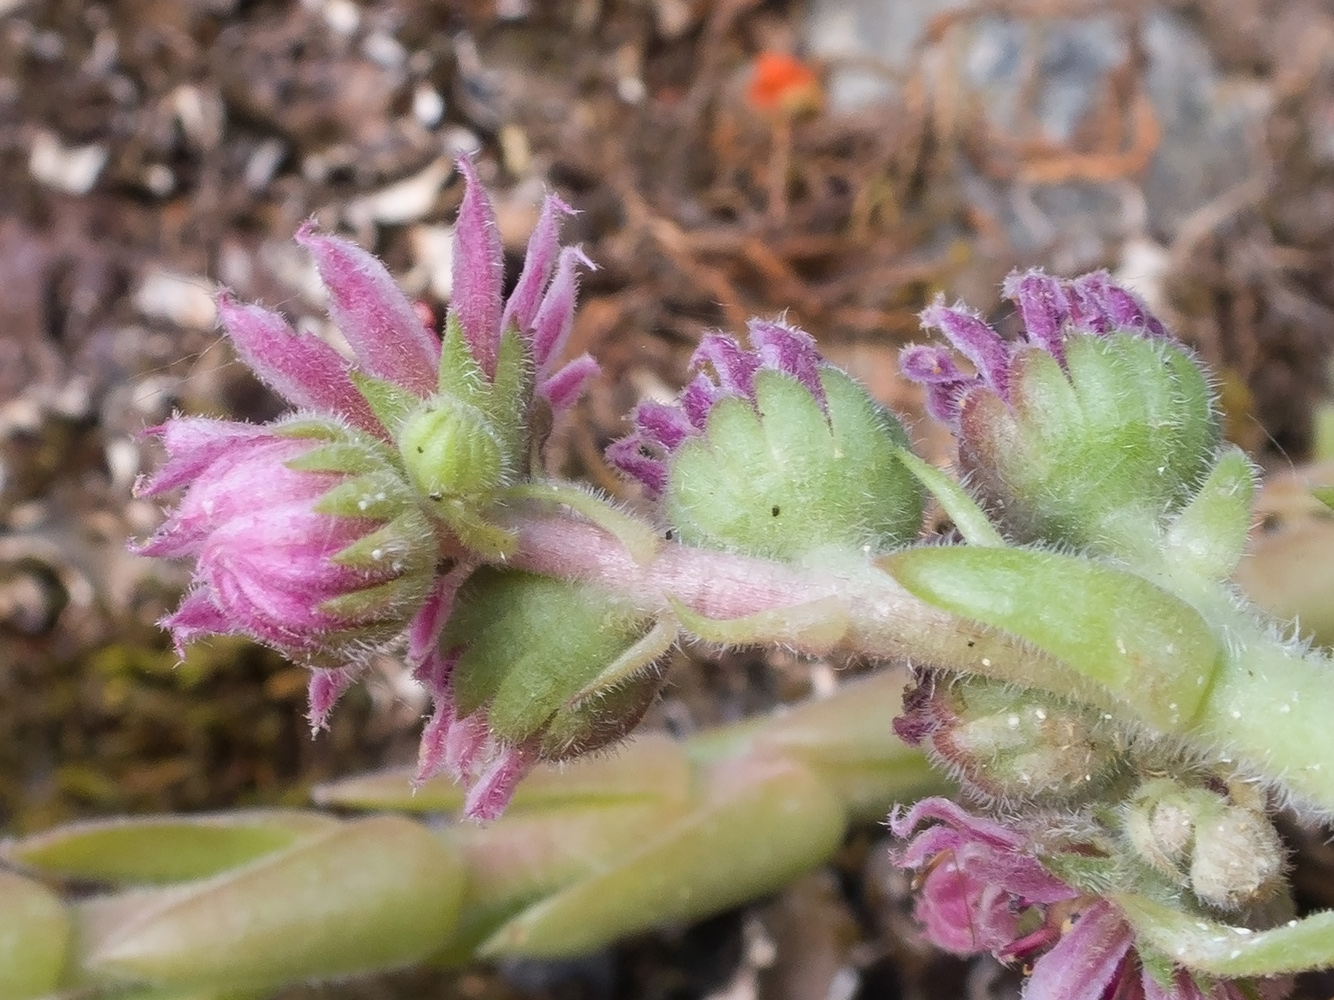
[136,417,436,667]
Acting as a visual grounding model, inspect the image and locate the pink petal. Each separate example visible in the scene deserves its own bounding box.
[749,319,825,406]
[218,293,381,433]
[502,191,575,336]
[161,587,235,656]
[296,224,439,396]
[692,333,761,397]
[633,400,695,452]
[416,699,454,784]
[890,797,1026,849]
[451,157,505,378]
[605,435,668,496]
[1023,900,1134,1000]
[463,744,536,821]
[680,373,725,429]
[530,245,594,373]
[135,438,323,559]
[920,297,1011,401]
[444,709,492,779]
[406,565,472,667]
[135,419,276,498]
[307,667,356,732]
[538,353,600,414]
[1002,270,1070,364]
[899,344,977,424]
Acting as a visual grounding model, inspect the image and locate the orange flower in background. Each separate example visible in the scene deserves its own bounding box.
[746,51,823,116]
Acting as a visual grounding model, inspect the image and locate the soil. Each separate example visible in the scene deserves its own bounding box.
[4,1,1334,998]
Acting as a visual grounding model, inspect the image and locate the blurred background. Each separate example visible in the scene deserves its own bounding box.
[4,1,1334,997]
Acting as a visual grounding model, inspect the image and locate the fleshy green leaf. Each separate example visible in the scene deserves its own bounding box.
[478,756,846,957]
[5,812,337,885]
[883,546,1223,731]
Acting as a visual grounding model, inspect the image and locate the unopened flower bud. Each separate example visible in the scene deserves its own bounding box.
[398,396,508,504]
[416,567,674,819]
[1123,779,1199,882]
[610,320,923,561]
[903,271,1219,549]
[1122,779,1286,911]
[893,672,1124,804]
[135,417,437,666]
[1190,801,1285,911]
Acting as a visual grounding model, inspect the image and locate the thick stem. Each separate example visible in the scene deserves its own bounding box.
[495,508,1113,708]
[494,505,1334,816]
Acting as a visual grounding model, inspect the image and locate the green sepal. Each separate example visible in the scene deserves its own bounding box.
[664,368,923,561]
[883,546,1223,731]
[328,517,425,571]
[893,446,1004,546]
[284,441,382,476]
[269,417,345,441]
[349,370,421,434]
[4,812,338,885]
[483,324,533,460]
[313,470,415,520]
[434,500,517,558]
[437,313,488,403]
[1114,892,1334,978]
[1164,447,1256,580]
[318,575,426,622]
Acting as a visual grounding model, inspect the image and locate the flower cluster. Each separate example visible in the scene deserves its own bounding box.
[609,320,923,560]
[136,159,597,818]
[892,799,1286,1000]
[900,270,1217,548]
